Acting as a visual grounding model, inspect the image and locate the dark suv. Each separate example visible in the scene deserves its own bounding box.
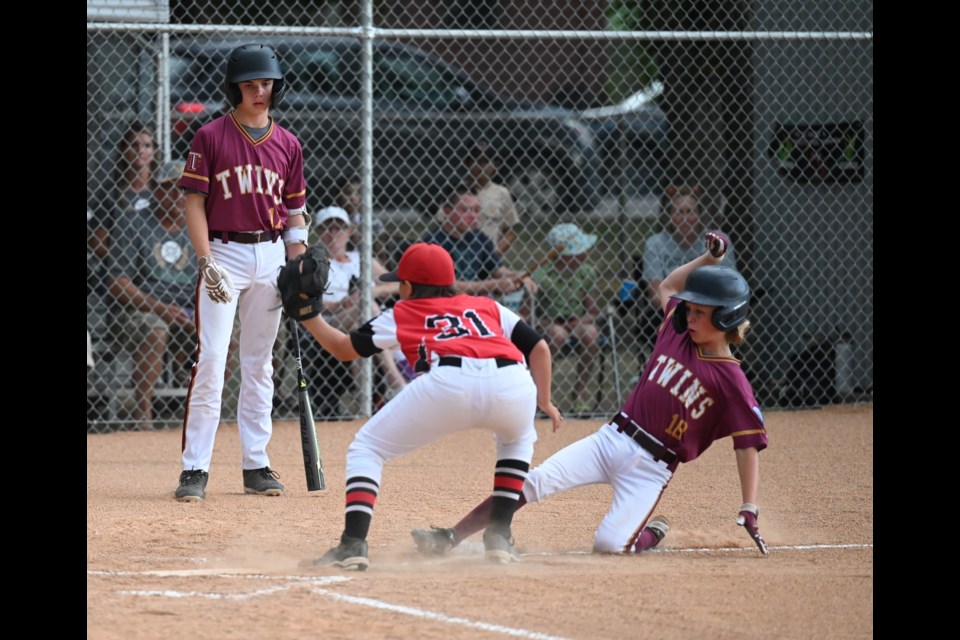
[167,37,599,216]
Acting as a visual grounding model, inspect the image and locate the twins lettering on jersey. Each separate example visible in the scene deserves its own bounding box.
[212,162,286,206]
[185,153,286,205]
[646,354,715,421]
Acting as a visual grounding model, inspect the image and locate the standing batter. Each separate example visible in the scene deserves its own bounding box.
[412,232,771,556]
[174,43,309,502]
[277,242,563,570]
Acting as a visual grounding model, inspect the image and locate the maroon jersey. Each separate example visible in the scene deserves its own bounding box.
[177,112,306,231]
[620,298,767,464]
[352,295,525,367]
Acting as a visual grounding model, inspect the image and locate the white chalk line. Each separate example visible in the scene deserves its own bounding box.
[119,584,294,600]
[310,588,570,640]
[520,542,873,556]
[90,568,568,640]
[92,545,869,638]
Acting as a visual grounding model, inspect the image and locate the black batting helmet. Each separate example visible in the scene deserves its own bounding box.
[223,44,287,109]
[671,265,750,332]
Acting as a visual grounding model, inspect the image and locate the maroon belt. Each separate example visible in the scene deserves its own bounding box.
[611,412,678,467]
[209,230,279,244]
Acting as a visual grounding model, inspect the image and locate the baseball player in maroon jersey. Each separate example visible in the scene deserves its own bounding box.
[173,44,310,502]
[286,242,563,570]
[412,231,771,556]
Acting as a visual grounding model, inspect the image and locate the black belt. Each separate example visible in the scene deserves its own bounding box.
[611,412,678,465]
[209,230,279,244]
[437,356,520,368]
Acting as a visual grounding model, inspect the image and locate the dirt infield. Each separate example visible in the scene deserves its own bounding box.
[87,405,873,639]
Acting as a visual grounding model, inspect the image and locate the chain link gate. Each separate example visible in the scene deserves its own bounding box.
[87,1,873,433]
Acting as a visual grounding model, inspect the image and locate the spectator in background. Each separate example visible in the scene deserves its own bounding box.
[462,142,520,256]
[423,183,535,299]
[106,161,198,429]
[336,174,391,265]
[531,223,602,413]
[88,121,160,315]
[289,206,407,419]
[633,185,738,346]
[87,199,111,349]
[105,121,160,219]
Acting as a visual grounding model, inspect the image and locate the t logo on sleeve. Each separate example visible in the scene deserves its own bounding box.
[186,152,203,172]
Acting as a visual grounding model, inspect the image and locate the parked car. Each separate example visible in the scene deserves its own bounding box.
[581,82,669,197]
[165,36,600,217]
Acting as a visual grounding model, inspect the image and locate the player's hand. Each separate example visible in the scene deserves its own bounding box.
[736,503,769,555]
[519,276,538,296]
[705,230,730,261]
[199,255,234,304]
[540,402,563,433]
[490,277,522,296]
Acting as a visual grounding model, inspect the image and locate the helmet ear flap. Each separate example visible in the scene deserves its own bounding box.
[223,81,242,107]
[711,299,748,332]
[672,301,688,333]
[271,78,286,108]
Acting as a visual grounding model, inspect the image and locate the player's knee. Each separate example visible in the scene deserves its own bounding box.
[520,471,545,504]
[591,529,623,553]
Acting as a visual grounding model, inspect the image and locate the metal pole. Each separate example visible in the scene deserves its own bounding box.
[357,1,374,416]
[157,33,171,162]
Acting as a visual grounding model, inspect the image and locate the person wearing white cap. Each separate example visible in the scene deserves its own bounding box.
[531,222,603,413]
[288,206,407,418]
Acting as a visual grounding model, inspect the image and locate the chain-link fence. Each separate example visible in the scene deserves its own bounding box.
[86,1,873,433]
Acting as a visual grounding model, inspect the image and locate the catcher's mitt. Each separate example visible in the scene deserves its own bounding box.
[276,244,330,320]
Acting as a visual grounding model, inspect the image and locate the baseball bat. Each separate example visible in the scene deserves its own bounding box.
[289,318,325,491]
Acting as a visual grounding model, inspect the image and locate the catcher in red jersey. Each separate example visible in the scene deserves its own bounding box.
[173,44,310,502]
[278,242,563,570]
[410,231,771,557]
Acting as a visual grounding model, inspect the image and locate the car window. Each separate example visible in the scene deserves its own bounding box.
[287,49,356,97]
[170,54,221,102]
[374,49,465,108]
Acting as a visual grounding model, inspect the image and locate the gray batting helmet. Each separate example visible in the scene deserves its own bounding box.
[671,265,750,332]
[223,44,287,108]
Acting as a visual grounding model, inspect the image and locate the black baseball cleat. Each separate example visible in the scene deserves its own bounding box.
[645,516,671,546]
[411,526,457,556]
[482,528,519,564]
[314,535,369,571]
[175,469,209,502]
[243,467,284,496]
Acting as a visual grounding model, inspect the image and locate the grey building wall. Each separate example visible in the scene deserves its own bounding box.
[750,0,873,395]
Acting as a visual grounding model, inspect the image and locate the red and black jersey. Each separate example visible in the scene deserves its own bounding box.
[350,295,525,369]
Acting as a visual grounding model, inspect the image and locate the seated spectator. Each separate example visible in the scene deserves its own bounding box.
[106,161,197,429]
[531,223,602,413]
[289,206,407,418]
[422,183,535,299]
[87,198,111,354]
[636,184,738,345]
[463,141,520,256]
[93,121,160,234]
[335,174,390,265]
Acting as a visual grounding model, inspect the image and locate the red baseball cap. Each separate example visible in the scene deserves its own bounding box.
[379,242,455,286]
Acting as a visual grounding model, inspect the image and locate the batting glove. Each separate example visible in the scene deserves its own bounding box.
[705,230,730,261]
[736,503,769,555]
[199,255,235,304]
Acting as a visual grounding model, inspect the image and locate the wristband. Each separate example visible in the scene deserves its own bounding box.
[282,226,308,245]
